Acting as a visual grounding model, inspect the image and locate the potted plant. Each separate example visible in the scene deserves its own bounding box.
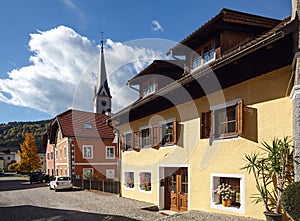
[241,136,294,221]
[213,183,235,207]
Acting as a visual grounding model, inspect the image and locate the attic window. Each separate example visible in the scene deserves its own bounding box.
[84,123,92,130]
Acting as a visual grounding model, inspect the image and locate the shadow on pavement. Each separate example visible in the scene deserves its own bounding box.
[0,205,138,221]
[0,179,49,191]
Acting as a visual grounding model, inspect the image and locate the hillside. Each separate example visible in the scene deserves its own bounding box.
[0,119,52,153]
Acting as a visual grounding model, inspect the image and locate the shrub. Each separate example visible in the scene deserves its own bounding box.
[282,182,300,221]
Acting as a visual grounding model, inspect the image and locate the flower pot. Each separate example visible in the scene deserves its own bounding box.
[222,199,231,207]
[264,212,282,221]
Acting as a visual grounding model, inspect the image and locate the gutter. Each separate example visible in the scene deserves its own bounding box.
[111,31,286,121]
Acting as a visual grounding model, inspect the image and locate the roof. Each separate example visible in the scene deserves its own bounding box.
[49,109,114,142]
[112,16,295,124]
[0,146,19,154]
[169,8,281,55]
[129,60,184,85]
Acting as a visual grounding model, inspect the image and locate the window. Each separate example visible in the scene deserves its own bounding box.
[106,169,115,179]
[201,99,243,140]
[83,145,93,159]
[50,152,53,160]
[64,146,67,158]
[59,148,62,160]
[47,153,50,160]
[161,120,177,146]
[192,53,202,69]
[149,79,155,93]
[139,172,151,191]
[124,132,133,151]
[106,146,115,159]
[84,123,92,130]
[191,42,215,70]
[83,168,93,179]
[122,119,178,151]
[203,43,215,64]
[211,174,244,213]
[141,128,150,148]
[124,171,134,188]
[64,168,67,176]
[141,79,156,97]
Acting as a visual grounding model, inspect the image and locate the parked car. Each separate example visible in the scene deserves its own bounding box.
[29,171,43,184]
[49,176,72,191]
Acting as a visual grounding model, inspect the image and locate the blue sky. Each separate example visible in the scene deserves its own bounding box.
[0,0,291,123]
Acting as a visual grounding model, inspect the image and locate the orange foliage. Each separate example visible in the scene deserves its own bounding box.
[18,133,41,173]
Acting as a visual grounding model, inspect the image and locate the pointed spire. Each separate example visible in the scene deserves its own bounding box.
[94,32,112,114]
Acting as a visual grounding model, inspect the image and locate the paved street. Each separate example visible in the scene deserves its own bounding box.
[0,176,165,221]
[0,177,264,221]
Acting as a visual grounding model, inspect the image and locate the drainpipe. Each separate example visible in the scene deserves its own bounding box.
[106,118,122,197]
[291,0,300,182]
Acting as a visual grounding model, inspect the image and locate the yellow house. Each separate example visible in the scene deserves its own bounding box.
[111,8,296,219]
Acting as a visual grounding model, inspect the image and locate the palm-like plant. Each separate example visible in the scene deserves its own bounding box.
[241,137,294,214]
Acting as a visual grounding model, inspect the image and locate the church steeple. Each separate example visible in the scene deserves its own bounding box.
[94,33,112,115]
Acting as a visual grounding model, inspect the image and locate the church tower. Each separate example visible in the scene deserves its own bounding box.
[94,34,112,115]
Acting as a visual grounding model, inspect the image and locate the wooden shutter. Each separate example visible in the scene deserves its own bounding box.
[120,135,125,152]
[151,125,160,148]
[236,100,243,135]
[201,111,211,139]
[172,120,177,144]
[133,131,140,151]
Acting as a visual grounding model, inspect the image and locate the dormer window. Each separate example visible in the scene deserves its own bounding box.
[192,42,215,70]
[203,43,215,64]
[84,123,92,130]
[141,79,156,97]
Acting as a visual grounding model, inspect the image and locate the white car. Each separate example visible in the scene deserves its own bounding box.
[49,176,73,191]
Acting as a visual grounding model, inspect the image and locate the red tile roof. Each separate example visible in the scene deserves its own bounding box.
[55,109,114,139]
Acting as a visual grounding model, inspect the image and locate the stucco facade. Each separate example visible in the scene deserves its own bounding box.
[117,65,292,219]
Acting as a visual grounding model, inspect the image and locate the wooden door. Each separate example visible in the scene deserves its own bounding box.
[167,167,188,212]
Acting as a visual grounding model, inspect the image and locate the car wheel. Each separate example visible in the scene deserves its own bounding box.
[55,188,58,192]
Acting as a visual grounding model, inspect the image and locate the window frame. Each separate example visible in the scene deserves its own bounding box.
[211,173,245,214]
[124,171,135,189]
[83,168,93,179]
[141,79,156,97]
[64,145,67,159]
[201,99,243,140]
[82,145,93,159]
[159,118,177,147]
[106,169,115,179]
[140,126,151,149]
[191,41,216,70]
[106,146,115,159]
[123,130,134,151]
[139,171,152,193]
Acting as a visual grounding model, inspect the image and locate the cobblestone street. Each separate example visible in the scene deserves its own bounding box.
[0,177,264,221]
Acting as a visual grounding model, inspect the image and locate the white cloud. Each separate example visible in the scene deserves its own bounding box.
[0,26,165,116]
[151,20,164,32]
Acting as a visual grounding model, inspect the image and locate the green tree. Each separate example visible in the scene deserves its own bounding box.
[18,133,41,173]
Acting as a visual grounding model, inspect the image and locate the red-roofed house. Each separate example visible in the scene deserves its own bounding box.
[46,109,117,180]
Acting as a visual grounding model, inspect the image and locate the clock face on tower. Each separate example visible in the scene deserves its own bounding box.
[101,100,107,106]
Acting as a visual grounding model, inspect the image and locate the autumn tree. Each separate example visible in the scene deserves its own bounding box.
[18,133,41,173]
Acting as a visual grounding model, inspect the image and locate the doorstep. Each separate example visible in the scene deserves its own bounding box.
[158,210,178,216]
